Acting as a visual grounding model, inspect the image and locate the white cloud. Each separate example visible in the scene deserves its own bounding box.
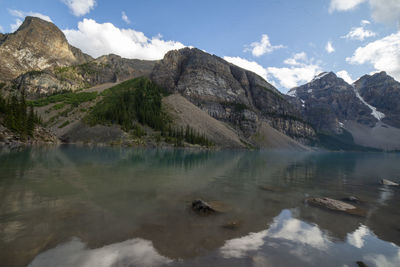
[330,0,400,25]
[63,19,185,60]
[122,11,130,24]
[0,25,4,33]
[10,19,23,32]
[223,56,268,81]
[8,9,53,22]
[361,19,371,25]
[346,31,400,81]
[266,52,322,89]
[370,0,400,25]
[337,70,354,84]
[29,237,172,267]
[329,0,366,13]
[342,26,376,41]
[342,20,377,41]
[245,34,284,57]
[63,0,96,16]
[325,41,335,53]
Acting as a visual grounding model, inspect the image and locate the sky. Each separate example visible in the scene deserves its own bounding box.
[0,0,400,93]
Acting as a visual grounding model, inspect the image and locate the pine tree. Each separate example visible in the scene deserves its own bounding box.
[27,105,35,136]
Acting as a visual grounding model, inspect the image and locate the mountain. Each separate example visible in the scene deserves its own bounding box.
[11,54,157,98]
[0,17,92,82]
[288,71,400,151]
[0,17,313,150]
[354,71,400,128]
[151,48,315,144]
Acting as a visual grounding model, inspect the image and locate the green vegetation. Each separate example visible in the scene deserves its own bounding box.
[86,77,169,131]
[87,77,213,147]
[0,82,5,90]
[53,103,66,110]
[163,125,213,147]
[221,102,248,112]
[0,94,41,138]
[29,91,98,107]
[58,120,70,128]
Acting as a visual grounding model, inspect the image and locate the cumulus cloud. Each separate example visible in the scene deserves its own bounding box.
[325,41,335,53]
[8,9,52,32]
[329,0,366,13]
[337,70,354,84]
[223,56,268,81]
[8,9,52,22]
[330,0,400,25]
[342,20,376,41]
[63,0,96,16]
[10,19,23,32]
[0,25,4,32]
[245,34,284,57]
[63,19,185,60]
[370,0,400,25]
[346,31,400,81]
[122,11,130,24]
[266,52,322,89]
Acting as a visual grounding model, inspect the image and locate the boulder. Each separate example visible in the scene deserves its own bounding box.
[191,199,216,214]
[380,179,399,186]
[306,197,356,212]
[341,196,360,203]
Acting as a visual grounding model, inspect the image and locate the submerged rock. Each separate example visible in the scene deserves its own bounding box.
[341,196,360,203]
[221,220,241,230]
[191,199,216,214]
[306,197,356,212]
[380,179,399,186]
[356,261,368,267]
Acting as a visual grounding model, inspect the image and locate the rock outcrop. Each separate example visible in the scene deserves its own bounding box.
[354,71,400,128]
[151,48,315,144]
[0,17,91,82]
[287,72,375,134]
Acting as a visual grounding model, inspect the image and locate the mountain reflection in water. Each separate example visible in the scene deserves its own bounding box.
[0,146,399,267]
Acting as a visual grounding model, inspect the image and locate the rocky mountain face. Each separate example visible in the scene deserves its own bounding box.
[11,54,156,98]
[151,48,315,143]
[287,72,376,134]
[354,71,400,128]
[288,71,400,151]
[0,17,91,82]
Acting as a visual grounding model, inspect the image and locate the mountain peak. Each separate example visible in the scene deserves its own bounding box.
[0,16,91,81]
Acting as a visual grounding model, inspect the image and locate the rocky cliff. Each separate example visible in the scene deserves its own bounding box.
[354,71,400,128]
[151,48,315,143]
[287,72,376,134]
[0,17,92,82]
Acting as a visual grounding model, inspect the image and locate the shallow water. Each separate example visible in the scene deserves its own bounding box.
[0,146,399,267]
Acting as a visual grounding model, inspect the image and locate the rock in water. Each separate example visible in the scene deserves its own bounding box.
[341,196,360,203]
[191,199,216,214]
[306,197,356,212]
[380,179,399,186]
[356,261,368,267]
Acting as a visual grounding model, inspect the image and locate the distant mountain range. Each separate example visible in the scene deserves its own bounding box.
[1,16,399,151]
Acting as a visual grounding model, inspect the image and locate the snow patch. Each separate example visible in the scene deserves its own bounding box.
[287,89,297,97]
[307,89,312,93]
[353,87,385,120]
[311,72,329,82]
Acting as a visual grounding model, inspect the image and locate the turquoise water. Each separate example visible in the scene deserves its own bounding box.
[0,146,399,266]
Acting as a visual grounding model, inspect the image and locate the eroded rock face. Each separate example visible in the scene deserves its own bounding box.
[287,72,376,134]
[151,48,315,142]
[354,72,400,128]
[0,17,91,81]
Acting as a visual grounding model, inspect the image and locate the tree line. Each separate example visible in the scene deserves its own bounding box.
[0,94,41,138]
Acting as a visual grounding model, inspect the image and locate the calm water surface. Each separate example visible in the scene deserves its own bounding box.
[0,146,399,267]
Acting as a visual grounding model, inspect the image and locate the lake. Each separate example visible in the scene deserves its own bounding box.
[0,146,399,267]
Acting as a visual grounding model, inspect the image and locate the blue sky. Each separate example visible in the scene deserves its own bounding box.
[1,0,399,92]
